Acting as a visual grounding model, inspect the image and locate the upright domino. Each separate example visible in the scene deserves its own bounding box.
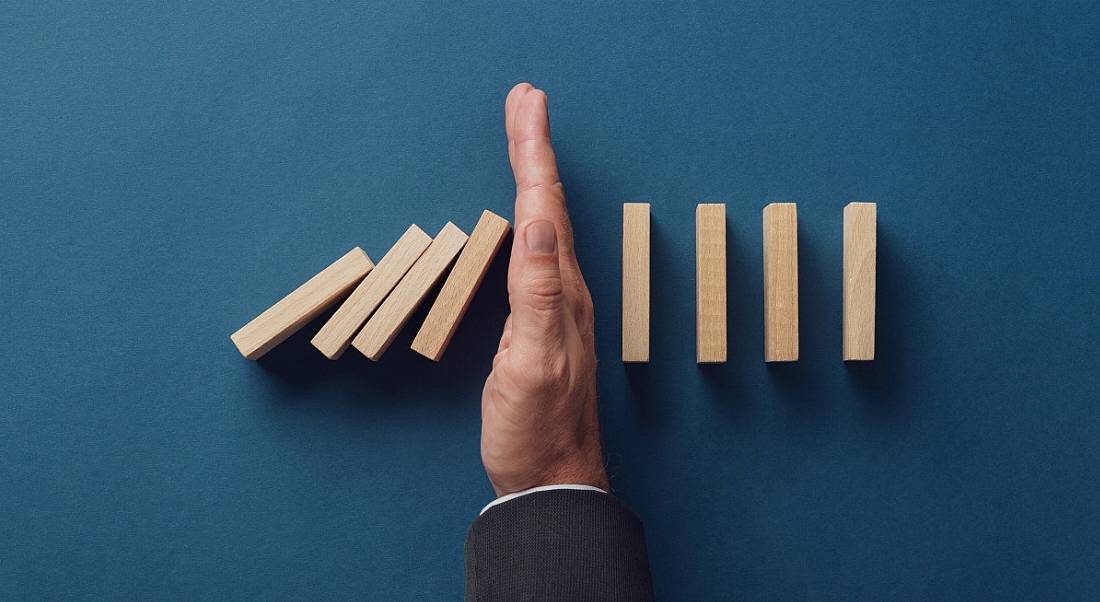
[763,203,799,362]
[696,203,727,363]
[311,225,432,359]
[410,211,510,361]
[352,223,468,360]
[843,202,877,361]
[622,203,650,363]
[231,248,374,360]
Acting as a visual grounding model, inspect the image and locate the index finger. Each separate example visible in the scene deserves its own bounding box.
[505,84,581,270]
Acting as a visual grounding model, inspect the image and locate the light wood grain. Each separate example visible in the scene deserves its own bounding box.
[622,203,650,363]
[843,202,877,361]
[763,203,799,362]
[231,248,373,360]
[696,203,727,363]
[351,222,468,360]
[410,211,510,361]
[311,225,432,359]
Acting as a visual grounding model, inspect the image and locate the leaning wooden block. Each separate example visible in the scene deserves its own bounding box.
[843,202,876,361]
[411,211,510,361]
[763,203,799,362]
[231,248,374,360]
[622,203,650,363]
[311,225,432,359]
[696,203,727,363]
[352,223,468,360]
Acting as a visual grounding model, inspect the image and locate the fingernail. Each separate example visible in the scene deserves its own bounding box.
[525,220,557,254]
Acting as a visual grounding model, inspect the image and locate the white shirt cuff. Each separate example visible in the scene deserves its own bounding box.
[480,484,608,515]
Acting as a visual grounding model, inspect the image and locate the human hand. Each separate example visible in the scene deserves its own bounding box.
[480,83,609,496]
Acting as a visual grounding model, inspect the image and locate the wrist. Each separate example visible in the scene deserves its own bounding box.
[537,458,610,493]
[489,450,609,496]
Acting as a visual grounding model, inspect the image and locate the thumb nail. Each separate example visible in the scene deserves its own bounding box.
[525,221,557,255]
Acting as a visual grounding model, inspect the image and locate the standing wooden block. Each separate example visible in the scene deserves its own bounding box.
[410,210,511,361]
[696,203,727,363]
[311,225,432,359]
[763,203,799,362]
[352,223,468,360]
[843,202,877,361]
[622,203,650,363]
[230,248,374,360]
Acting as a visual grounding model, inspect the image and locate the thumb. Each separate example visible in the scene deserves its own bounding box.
[508,219,566,356]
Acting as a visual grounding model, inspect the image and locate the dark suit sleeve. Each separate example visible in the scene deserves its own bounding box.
[464,489,655,601]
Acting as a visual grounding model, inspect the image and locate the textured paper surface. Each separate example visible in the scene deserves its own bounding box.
[1,2,1098,599]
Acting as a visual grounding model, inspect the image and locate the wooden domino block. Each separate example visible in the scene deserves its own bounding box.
[352,223,468,360]
[763,203,799,362]
[311,225,432,359]
[843,202,877,361]
[622,203,650,362]
[230,248,374,360]
[410,210,510,361]
[696,203,727,363]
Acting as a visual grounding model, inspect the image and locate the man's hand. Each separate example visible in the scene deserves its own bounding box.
[480,83,609,496]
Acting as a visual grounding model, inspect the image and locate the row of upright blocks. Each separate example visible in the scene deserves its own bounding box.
[622,202,877,363]
[230,202,874,365]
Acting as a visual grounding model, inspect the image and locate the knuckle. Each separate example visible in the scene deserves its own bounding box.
[571,287,594,324]
[519,274,564,311]
[539,354,570,388]
[579,288,594,315]
[517,179,566,201]
[512,349,570,394]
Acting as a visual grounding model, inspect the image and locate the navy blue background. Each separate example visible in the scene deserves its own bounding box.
[2,1,1098,599]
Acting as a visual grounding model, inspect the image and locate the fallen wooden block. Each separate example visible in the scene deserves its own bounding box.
[411,210,510,361]
[843,202,877,361]
[763,203,799,362]
[231,248,374,360]
[696,203,727,363]
[352,223,468,360]
[311,225,432,359]
[622,203,650,363]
